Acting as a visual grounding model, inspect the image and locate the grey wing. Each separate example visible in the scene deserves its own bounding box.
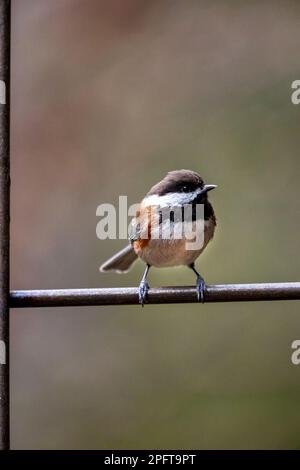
[128,216,141,243]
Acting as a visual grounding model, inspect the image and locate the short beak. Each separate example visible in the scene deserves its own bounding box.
[203,184,217,193]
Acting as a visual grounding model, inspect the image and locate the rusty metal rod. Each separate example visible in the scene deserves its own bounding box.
[9,283,300,308]
[0,0,10,451]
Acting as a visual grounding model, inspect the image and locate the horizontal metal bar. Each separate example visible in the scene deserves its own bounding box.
[9,283,300,308]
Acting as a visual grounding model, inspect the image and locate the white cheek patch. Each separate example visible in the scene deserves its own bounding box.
[142,188,203,208]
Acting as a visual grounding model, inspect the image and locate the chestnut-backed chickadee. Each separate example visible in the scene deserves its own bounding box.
[100,169,217,305]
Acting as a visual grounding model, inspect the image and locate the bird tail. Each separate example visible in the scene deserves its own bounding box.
[100,244,138,273]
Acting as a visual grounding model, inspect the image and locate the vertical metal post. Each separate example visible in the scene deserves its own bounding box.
[0,0,10,450]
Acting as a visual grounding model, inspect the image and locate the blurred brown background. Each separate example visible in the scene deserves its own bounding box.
[10,0,300,449]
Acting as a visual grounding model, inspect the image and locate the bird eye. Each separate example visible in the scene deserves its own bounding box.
[181,186,187,192]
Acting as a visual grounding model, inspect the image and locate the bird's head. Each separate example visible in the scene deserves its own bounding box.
[144,169,217,207]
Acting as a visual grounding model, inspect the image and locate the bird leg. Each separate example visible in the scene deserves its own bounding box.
[138,264,150,306]
[189,263,206,303]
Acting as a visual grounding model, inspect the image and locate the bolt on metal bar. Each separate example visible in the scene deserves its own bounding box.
[9,283,300,308]
[0,0,10,450]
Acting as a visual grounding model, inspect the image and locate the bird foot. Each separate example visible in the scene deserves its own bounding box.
[139,280,149,306]
[196,276,206,303]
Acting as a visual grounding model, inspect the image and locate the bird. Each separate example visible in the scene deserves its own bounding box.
[100,169,217,305]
